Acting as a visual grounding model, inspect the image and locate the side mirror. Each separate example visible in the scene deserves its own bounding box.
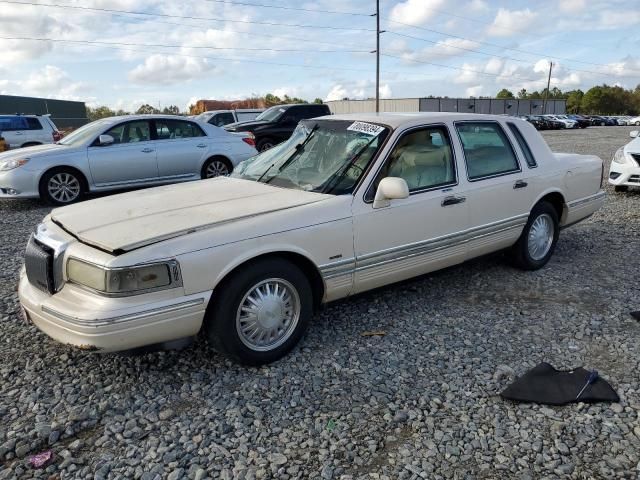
[373,177,409,209]
[630,130,639,138]
[98,134,114,146]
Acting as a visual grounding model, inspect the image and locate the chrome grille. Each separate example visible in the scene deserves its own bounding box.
[25,235,55,294]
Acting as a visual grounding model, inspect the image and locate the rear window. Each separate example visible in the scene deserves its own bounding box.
[26,117,43,130]
[507,122,537,168]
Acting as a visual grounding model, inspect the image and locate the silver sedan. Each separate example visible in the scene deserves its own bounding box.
[0,114,257,205]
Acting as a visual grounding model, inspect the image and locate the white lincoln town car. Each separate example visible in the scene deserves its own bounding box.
[19,113,605,364]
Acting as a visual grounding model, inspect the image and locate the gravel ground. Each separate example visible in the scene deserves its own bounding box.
[1,126,639,479]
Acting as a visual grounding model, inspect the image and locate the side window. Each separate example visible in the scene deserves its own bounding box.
[379,126,456,193]
[209,113,234,127]
[104,121,151,144]
[26,118,43,130]
[0,116,28,131]
[283,108,304,124]
[507,122,537,168]
[456,122,520,180]
[155,120,205,139]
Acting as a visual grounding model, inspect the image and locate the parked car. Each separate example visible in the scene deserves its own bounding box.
[521,115,545,130]
[18,113,605,365]
[0,115,256,205]
[544,115,577,129]
[0,114,62,149]
[615,116,632,126]
[566,114,590,128]
[588,115,616,126]
[195,109,264,127]
[627,116,640,126]
[535,116,561,130]
[225,103,331,151]
[609,130,640,192]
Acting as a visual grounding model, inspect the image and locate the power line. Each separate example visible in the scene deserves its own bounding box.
[201,0,370,16]
[1,1,375,31]
[383,17,640,73]
[0,36,370,54]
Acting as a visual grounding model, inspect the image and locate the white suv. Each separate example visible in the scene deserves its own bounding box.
[0,115,62,149]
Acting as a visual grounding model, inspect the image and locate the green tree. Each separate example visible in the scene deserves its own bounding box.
[496,88,515,99]
[86,106,116,121]
[517,88,528,99]
[313,98,324,104]
[136,104,160,114]
[565,90,584,114]
[162,105,180,115]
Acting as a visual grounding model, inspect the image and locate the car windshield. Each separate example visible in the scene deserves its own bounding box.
[255,106,286,122]
[58,119,112,146]
[194,112,214,122]
[232,119,389,195]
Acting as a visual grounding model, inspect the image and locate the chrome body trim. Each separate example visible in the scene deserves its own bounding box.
[33,222,71,292]
[41,298,205,327]
[566,190,606,209]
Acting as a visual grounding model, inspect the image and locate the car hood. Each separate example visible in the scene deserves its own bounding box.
[225,120,271,131]
[50,178,332,253]
[0,143,73,161]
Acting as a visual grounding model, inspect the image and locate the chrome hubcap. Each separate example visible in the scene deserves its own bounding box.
[206,160,229,178]
[48,173,80,203]
[236,278,300,352]
[528,213,554,261]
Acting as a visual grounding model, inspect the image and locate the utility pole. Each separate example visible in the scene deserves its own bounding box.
[542,61,554,114]
[375,0,381,113]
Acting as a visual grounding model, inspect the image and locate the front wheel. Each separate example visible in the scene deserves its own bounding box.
[510,201,559,270]
[39,168,85,205]
[204,258,313,365]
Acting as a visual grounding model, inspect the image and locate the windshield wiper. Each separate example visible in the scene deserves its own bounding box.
[261,124,318,184]
[321,135,379,194]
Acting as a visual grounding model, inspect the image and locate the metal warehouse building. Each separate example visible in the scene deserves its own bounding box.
[326,97,566,116]
[0,94,88,129]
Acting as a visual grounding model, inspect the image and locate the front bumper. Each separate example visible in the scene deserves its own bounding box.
[19,269,211,352]
[0,167,40,198]
[608,162,640,187]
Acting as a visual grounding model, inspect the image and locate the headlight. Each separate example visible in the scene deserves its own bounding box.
[612,147,637,165]
[0,158,29,171]
[67,258,181,295]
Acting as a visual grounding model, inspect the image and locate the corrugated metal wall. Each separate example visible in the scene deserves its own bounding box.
[328,97,567,116]
[0,95,88,128]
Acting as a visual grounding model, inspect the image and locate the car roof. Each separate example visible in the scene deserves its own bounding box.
[97,114,203,125]
[314,112,528,129]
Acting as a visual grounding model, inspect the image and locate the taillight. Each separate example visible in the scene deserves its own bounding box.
[242,132,256,147]
[52,131,63,142]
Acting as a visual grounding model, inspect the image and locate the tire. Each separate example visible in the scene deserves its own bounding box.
[201,156,232,179]
[600,122,605,126]
[510,201,559,271]
[204,258,313,365]
[615,185,629,193]
[256,138,276,152]
[635,122,640,126]
[39,168,86,205]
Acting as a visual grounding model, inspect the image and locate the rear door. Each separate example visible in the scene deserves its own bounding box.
[154,119,209,179]
[0,116,29,148]
[25,117,51,144]
[87,120,159,186]
[452,120,537,259]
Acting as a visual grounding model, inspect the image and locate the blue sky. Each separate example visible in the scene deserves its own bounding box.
[1,0,639,111]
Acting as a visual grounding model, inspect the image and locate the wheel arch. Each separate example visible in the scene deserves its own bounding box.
[21,141,42,148]
[201,154,233,176]
[38,165,90,191]
[208,249,326,312]
[531,189,566,223]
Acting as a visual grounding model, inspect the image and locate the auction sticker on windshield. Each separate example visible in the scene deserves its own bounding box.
[347,121,385,136]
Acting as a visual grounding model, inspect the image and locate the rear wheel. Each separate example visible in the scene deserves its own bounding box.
[614,185,629,193]
[204,258,313,365]
[39,168,85,205]
[510,201,559,270]
[257,138,276,152]
[201,156,232,179]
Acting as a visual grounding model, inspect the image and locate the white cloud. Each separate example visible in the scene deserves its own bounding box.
[128,55,217,85]
[466,85,484,97]
[325,81,391,101]
[559,0,586,13]
[487,8,539,37]
[401,38,481,63]
[467,0,489,12]
[390,0,446,26]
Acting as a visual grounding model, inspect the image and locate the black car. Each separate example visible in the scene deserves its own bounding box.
[587,115,616,126]
[521,115,545,130]
[566,114,590,129]
[225,103,331,151]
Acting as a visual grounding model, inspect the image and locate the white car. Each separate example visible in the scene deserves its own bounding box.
[609,130,640,192]
[18,113,605,365]
[545,115,577,129]
[0,114,62,149]
[195,109,264,127]
[0,114,257,205]
[628,116,640,126]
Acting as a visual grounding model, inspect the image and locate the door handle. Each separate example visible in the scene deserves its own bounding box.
[514,180,528,189]
[196,143,207,148]
[141,148,154,153]
[441,195,466,207]
[14,131,22,135]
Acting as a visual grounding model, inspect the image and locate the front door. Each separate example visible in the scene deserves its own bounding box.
[87,120,158,186]
[352,124,469,294]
